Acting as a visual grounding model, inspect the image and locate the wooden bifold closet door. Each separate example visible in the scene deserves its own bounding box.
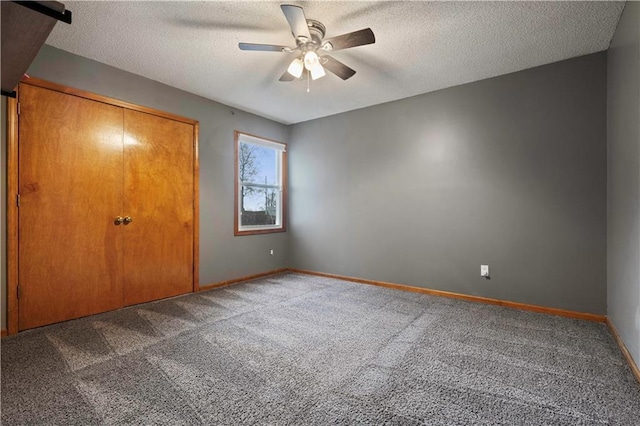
[17,83,196,331]
[123,110,194,306]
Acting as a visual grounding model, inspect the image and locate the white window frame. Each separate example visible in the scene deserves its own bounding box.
[235,131,287,235]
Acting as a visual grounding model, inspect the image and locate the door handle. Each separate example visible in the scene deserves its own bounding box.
[123,216,133,224]
[114,216,125,225]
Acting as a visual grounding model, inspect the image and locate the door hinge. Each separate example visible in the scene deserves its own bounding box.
[17,286,21,299]
[16,194,20,207]
[17,102,20,115]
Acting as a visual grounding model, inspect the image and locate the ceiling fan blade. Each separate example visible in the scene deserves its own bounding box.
[281,4,311,41]
[279,70,295,82]
[322,28,375,51]
[239,43,288,52]
[322,56,356,80]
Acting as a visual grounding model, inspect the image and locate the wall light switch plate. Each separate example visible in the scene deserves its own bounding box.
[481,265,490,277]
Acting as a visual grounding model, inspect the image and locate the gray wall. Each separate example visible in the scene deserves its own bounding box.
[289,53,608,314]
[1,45,289,329]
[607,2,640,367]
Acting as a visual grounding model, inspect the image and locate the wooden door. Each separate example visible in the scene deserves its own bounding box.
[18,84,125,330]
[122,110,194,306]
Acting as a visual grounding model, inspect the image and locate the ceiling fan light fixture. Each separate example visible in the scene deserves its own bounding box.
[287,58,304,78]
[303,50,320,70]
[310,64,325,80]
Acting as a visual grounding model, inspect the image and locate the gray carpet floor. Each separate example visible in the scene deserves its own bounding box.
[1,272,639,425]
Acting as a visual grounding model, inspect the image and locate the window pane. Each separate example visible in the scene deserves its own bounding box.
[238,142,277,185]
[240,185,279,227]
[234,131,286,235]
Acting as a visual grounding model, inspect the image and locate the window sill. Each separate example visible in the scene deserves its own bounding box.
[234,227,287,236]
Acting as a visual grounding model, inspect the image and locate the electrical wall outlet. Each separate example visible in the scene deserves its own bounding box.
[270,249,274,256]
[481,265,490,278]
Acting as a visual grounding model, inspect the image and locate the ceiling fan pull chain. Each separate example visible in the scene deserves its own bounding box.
[307,69,310,93]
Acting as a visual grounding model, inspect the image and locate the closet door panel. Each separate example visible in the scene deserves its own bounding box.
[18,84,125,330]
[123,110,194,306]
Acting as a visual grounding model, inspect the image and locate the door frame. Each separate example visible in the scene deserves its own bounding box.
[6,78,200,335]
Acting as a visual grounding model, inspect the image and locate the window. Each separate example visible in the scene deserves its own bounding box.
[234,131,287,235]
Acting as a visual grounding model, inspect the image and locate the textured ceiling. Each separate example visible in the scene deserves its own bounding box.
[46,1,624,124]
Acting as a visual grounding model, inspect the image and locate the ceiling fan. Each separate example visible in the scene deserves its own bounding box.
[239,4,375,89]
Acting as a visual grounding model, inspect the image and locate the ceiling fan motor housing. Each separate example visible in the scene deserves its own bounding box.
[304,19,326,47]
